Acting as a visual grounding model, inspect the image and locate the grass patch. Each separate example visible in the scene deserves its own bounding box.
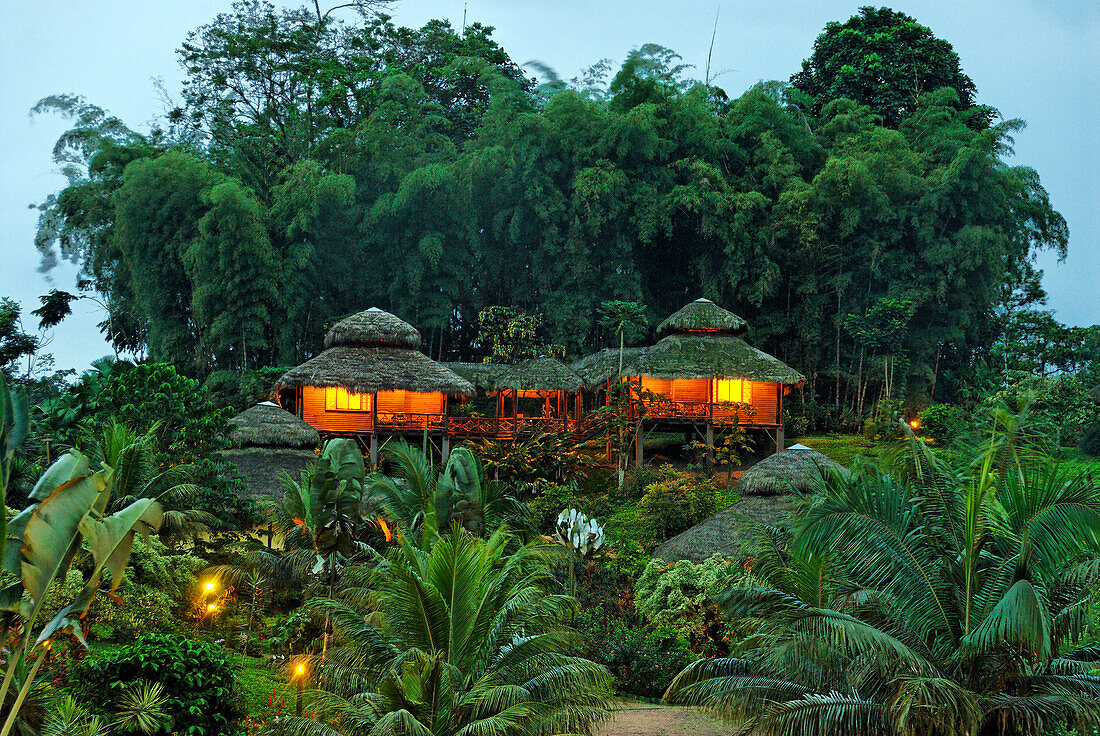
[237,654,292,719]
[793,434,892,470]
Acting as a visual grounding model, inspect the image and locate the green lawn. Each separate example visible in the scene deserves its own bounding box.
[791,434,892,470]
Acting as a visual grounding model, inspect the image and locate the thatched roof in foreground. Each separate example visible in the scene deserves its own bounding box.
[227,401,320,449]
[444,362,506,391]
[626,333,805,384]
[570,348,646,388]
[737,443,846,495]
[654,495,800,563]
[277,346,474,395]
[222,447,317,501]
[324,308,421,349]
[658,298,748,336]
[492,358,584,392]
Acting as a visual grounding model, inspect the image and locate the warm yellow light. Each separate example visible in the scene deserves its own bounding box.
[910,418,920,430]
[295,663,306,677]
[207,603,217,612]
[204,581,216,592]
[325,386,372,411]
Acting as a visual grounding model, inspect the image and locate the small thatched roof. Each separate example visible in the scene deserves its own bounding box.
[444,362,506,391]
[324,308,422,350]
[277,346,474,396]
[222,447,317,501]
[570,348,646,388]
[227,401,320,449]
[492,358,584,392]
[654,495,800,563]
[737,444,846,495]
[658,298,748,337]
[626,333,805,384]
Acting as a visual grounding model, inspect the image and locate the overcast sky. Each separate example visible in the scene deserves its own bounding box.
[1,0,1096,373]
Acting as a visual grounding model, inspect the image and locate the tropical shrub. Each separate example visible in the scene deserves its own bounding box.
[605,627,697,700]
[666,429,1100,734]
[294,527,613,735]
[918,402,968,445]
[634,555,738,654]
[203,366,286,411]
[74,633,243,736]
[637,465,720,543]
[990,373,1095,447]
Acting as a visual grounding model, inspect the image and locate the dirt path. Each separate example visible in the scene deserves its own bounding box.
[597,701,732,736]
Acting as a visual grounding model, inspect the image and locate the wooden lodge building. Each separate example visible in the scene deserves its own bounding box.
[276,300,803,465]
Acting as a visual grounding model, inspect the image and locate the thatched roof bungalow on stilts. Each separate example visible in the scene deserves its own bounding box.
[276,308,474,466]
[572,298,805,466]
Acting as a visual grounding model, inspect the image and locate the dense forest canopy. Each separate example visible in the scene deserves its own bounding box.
[30,2,1079,410]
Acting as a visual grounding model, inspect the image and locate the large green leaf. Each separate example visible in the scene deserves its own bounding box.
[20,472,101,611]
[962,579,1051,663]
[0,506,34,611]
[29,451,90,502]
[77,497,163,602]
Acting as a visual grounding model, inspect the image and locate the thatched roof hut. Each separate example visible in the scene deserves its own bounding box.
[222,401,319,501]
[737,443,845,495]
[657,298,748,336]
[277,309,474,396]
[654,495,800,563]
[570,348,646,389]
[227,401,320,449]
[444,362,506,391]
[627,333,805,384]
[492,358,584,392]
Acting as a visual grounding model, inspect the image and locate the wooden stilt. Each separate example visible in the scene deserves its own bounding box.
[370,434,378,469]
[635,420,644,468]
[706,422,714,467]
[442,435,450,462]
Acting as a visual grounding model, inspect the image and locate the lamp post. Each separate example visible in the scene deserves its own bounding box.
[293,662,307,717]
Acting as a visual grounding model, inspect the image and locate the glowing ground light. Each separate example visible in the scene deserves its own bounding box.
[909,418,920,430]
[296,663,306,677]
[204,581,216,592]
[207,603,217,612]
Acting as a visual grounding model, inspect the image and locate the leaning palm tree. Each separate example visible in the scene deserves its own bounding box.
[274,526,613,736]
[666,420,1100,736]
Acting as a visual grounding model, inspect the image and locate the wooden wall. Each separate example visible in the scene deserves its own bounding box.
[302,386,373,433]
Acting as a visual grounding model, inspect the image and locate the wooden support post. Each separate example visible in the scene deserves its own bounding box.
[706,422,714,467]
[370,434,378,469]
[442,434,450,462]
[635,420,644,468]
[776,426,785,456]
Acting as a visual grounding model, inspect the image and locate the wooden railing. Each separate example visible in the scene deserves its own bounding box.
[375,413,447,431]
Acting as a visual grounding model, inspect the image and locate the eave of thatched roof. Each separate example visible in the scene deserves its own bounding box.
[658,298,748,336]
[627,333,805,384]
[570,348,646,388]
[222,447,317,501]
[324,308,422,349]
[492,358,584,392]
[736,444,846,495]
[654,495,800,563]
[227,401,320,449]
[443,362,506,391]
[277,346,475,396]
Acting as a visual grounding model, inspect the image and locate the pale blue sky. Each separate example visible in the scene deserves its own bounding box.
[1,0,1096,372]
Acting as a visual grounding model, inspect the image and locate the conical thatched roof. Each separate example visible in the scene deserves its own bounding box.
[626,333,805,384]
[737,444,846,495]
[570,348,646,388]
[223,447,318,501]
[324,308,421,349]
[277,347,474,395]
[654,495,800,563]
[444,362,507,391]
[227,401,320,449]
[492,358,584,392]
[657,298,748,336]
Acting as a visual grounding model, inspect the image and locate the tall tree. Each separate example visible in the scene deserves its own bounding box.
[791,6,985,127]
